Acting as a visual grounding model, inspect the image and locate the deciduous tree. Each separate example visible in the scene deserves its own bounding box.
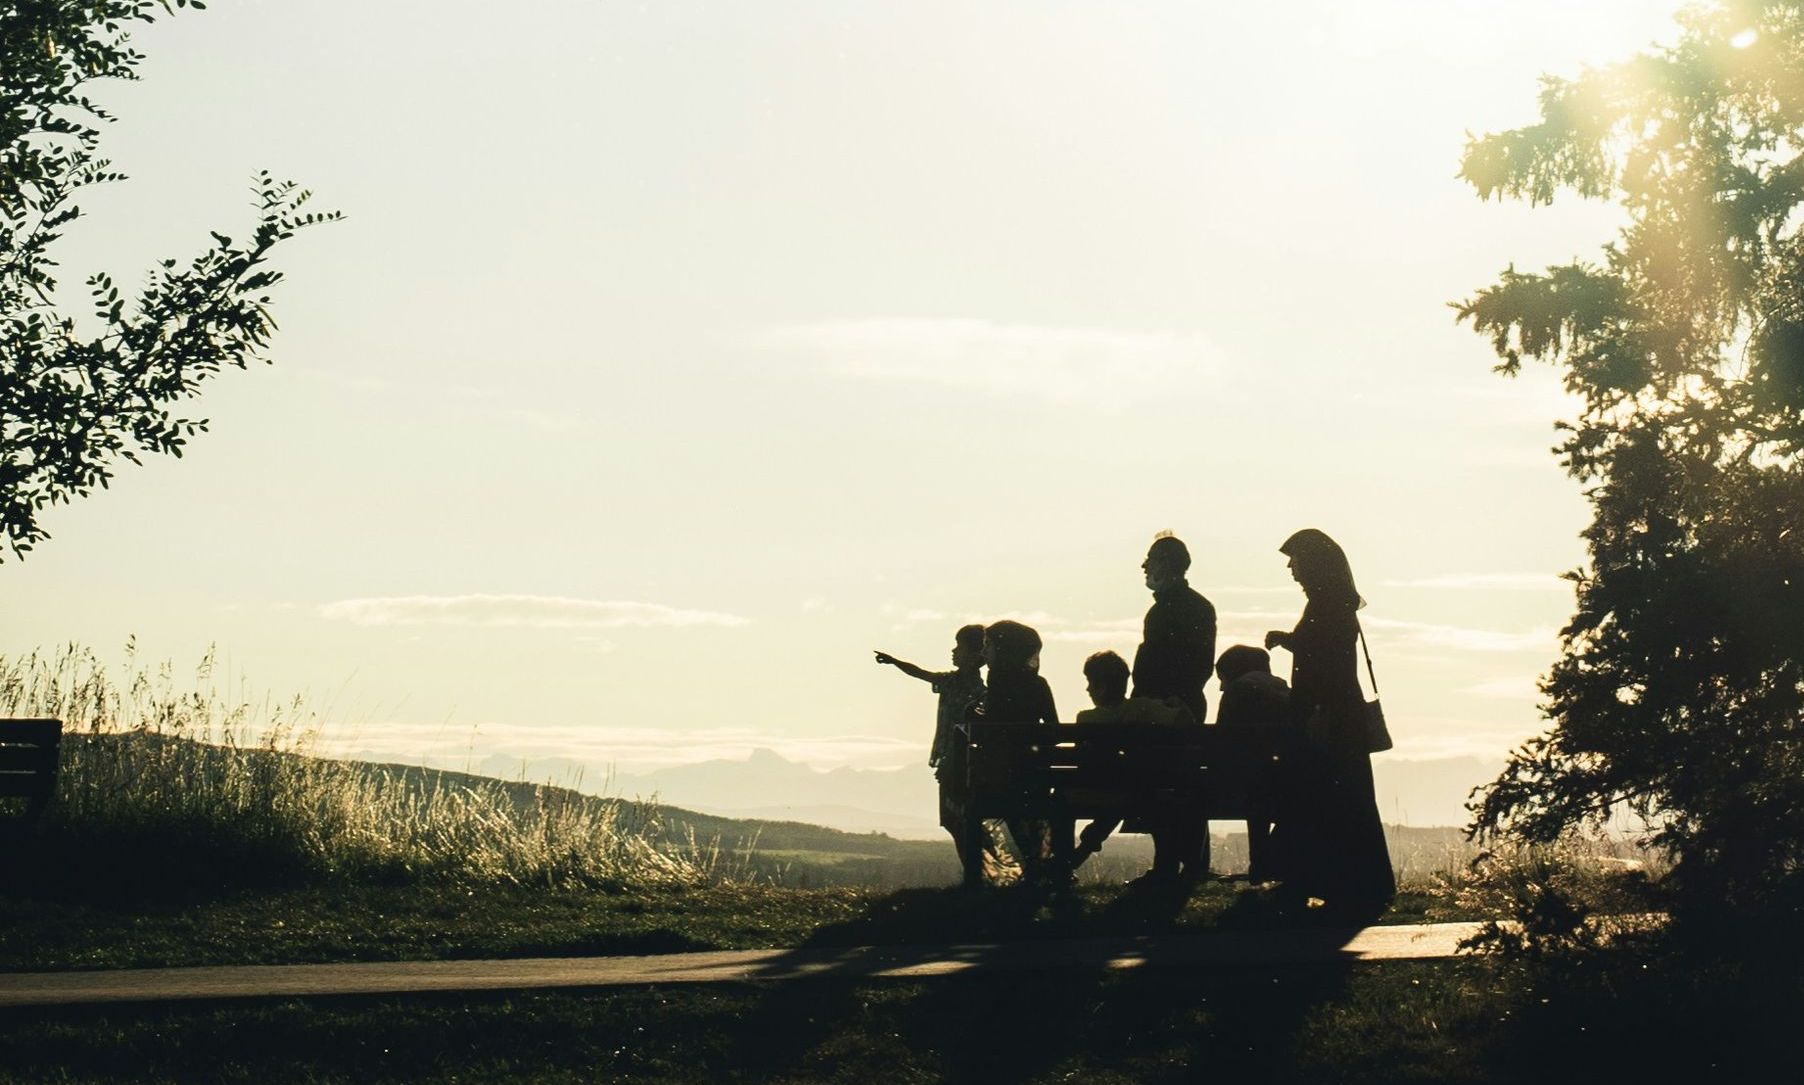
[2,0,336,559]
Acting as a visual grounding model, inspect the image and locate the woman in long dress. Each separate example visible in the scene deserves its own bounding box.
[1264,528,1395,916]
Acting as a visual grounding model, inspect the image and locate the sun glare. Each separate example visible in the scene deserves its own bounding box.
[1731,27,1759,49]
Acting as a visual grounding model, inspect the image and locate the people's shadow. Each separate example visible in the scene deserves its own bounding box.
[718,881,1369,1082]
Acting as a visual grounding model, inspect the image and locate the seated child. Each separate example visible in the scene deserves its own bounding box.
[1074,650,1192,727]
[1070,651,1197,875]
[1212,644,1292,883]
[875,624,987,877]
[1214,644,1291,729]
[973,620,1056,726]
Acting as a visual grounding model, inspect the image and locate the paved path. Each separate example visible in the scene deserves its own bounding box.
[0,921,1482,1009]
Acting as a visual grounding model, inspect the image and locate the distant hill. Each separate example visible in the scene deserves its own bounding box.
[705,804,942,839]
[354,745,1503,836]
[327,750,1488,888]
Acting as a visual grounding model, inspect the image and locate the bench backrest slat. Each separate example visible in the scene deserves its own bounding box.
[0,746,59,772]
[0,719,63,748]
[956,719,1283,824]
[0,719,63,810]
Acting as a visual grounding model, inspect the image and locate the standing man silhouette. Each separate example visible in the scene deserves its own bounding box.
[1132,532,1218,882]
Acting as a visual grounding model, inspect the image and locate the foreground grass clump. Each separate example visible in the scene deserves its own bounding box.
[1440,835,1667,959]
[0,645,722,894]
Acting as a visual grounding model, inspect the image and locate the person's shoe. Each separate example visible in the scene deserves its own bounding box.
[1177,865,1211,890]
[1128,867,1180,890]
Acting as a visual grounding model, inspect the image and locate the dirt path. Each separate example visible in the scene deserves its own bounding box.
[0,921,1483,1008]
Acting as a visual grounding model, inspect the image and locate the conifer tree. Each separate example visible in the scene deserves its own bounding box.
[1458,0,1804,916]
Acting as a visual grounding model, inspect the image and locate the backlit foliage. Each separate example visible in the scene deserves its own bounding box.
[1,1,337,559]
[1457,1,1804,917]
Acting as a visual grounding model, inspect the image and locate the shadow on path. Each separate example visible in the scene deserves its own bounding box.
[722,882,1372,1083]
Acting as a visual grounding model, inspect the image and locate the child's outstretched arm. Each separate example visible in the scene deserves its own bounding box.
[873,651,939,683]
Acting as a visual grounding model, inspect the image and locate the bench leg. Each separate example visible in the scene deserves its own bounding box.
[1152,816,1211,879]
[1247,816,1271,883]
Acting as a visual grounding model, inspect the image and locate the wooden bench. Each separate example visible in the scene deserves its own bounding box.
[0,719,62,821]
[949,720,1280,884]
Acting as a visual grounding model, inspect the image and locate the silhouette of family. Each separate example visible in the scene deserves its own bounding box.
[876,529,1395,918]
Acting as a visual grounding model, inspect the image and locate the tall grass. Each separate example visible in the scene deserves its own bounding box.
[1442,835,1668,956]
[0,644,723,892]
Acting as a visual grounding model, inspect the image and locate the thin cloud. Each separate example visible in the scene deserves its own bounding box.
[1382,727,1544,763]
[1217,608,1300,623]
[900,607,1069,627]
[1462,675,1543,700]
[298,367,394,394]
[1366,617,1559,654]
[318,594,750,630]
[1382,573,1569,591]
[892,605,1549,658]
[1454,379,1584,426]
[757,318,1223,406]
[1048,627,1138,645]
[987,609,1067,626]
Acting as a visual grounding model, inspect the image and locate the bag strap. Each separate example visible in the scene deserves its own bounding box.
[1357,622,1381,699]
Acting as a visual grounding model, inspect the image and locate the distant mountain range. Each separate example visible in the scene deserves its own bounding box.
[350,745,1503,838]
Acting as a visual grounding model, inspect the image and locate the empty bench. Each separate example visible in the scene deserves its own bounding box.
[0,719,62,821]
[949,719,1280,883]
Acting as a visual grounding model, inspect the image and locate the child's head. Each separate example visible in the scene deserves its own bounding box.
[1082,650,1131,708]
[1215,644,1272,687]
[952,623,986,668]
[983,620,1042,672]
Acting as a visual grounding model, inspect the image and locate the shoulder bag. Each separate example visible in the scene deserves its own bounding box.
[1357,623,1393,754]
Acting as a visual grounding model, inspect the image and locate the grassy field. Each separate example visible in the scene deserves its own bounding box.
[0,645,1521,894]
[2,645,1726,1084]
[0,645,1646,975]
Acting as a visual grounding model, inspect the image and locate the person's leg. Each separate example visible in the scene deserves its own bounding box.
[1074,817,1121,859]
[1149,826,1181,879]
[1006,817,1050,878]
[1183,817,1210,878]
[1048,814,1075,882]
[1246,810,1272,883]
[956,817,985,886]
[941,775,981,887]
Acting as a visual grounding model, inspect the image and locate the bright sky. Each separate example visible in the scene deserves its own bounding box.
[3,0,1694,778]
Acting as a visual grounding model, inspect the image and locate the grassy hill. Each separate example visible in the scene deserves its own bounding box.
[7,731,1492,898]
[352,748,965,888]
